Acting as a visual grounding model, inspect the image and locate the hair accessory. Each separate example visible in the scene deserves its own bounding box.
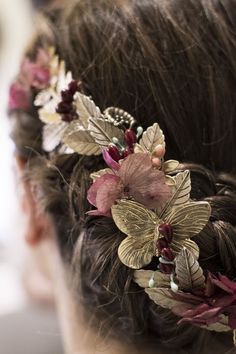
[10,47,236,343]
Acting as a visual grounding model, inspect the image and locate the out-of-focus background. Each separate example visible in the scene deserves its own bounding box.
[0,0,63,353]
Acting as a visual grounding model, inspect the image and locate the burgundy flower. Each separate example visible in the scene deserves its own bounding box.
[9,83,31,110]
[173,273,236,329]
[87,153,171,216]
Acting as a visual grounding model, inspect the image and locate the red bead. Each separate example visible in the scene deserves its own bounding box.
[108,145,121,162]
[124,129,137,148]
[161,248,174,261]
[158,223,173,243]
[61,89,73,103]
[68,80,79,95]
[56,101,72,114]
[159,263,174,274]
[156,238,169,253]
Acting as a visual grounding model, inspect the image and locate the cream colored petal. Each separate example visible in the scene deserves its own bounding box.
[111,199,157,239]
[118,235,154,269]
[133,270,170,289]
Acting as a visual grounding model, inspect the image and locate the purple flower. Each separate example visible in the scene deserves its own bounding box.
[173,273,236,329]
[87,153,171,216]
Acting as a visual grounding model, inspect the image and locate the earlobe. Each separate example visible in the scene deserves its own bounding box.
[15,155,50,247]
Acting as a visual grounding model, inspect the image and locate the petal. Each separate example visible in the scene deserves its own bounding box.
[87,174,121,214]
[8,83,30,110]
[102,149,120,170]
[119,153,171,209]
[118,235,154,269]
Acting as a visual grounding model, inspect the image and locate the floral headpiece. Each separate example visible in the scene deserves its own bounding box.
[9,47,236,344]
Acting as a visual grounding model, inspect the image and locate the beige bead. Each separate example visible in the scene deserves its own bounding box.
[152,157,161,168]
[153,144,165,158]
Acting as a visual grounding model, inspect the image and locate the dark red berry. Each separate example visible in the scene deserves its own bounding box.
[159,263,174,274]
[61,113,74,122]
[157,238,169,253]
[56,101,72,114]
[158,223,173,243]
[124,129,137,148]
[68,80,79,95]
[161,248,174,261]
[123,147,133,158]
[61,89,73,103]
[108,145,121,162]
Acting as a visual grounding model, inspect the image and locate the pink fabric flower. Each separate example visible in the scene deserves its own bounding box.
[173,273,236,329]
[87,153,171,216]
[8,48,50,110]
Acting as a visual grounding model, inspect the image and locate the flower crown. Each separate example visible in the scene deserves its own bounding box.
[10,47,236,344]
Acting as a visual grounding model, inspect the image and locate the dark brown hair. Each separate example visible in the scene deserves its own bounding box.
[10,0,236,352]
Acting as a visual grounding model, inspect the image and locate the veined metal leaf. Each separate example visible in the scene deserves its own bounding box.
[145,288,183,310]
[63,128,101,156]
[42,121,68,152]
[90,168,113,181]
[111,199,157,238]
[74,92,101,128]
[171,238,199,259]
[139,123,165,153]
[160,170,191,217]
[133,270,170,289]
[175,247,205,291]
[134,143,146,153]
[118,235,154,269]
[88,117,124,147]
[165,202,211,240]
[163,160,180,174]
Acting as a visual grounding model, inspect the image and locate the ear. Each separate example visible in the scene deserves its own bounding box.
[16,155,51,246]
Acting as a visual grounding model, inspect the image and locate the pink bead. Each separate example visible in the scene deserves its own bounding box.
[161,248,174,261]
[158,223,173,243]
[124,129,137,148]
[153,144,166,158]
[151,157,161,168]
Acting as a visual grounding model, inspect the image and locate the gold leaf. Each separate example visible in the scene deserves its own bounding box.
[145,288,183,310]
[63,126,101,156]
[133,270,170,289]
[42,121,68,152]
[139,123,165,154]
[165,202,211,240]
[90,168,113,181]
[88,117,124,147]
[118,235,154,269]
[202,315,231,332]
[111,199,157,238]
[134,143,146,153]
[74,93,101,129]
[163,160,180,174]
[175,248,205,291]
[160,170,191,217]
[171,238,199,259]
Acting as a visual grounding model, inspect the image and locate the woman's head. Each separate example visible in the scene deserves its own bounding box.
[9,0,236,353]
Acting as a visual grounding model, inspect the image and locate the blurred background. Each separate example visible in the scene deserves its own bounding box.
[0,0,63,353]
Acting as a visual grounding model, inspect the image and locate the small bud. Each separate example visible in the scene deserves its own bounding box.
[151,157,161,168]
[157,238,169,253]
[61,113,74,122]
[158,223,173,243]
[161,248,174,261]
[153,144,166,158]
[124,129,137,148]
[61,89,73,103]
[108,145,121,162]
[68,80,79,95]
[56,101,72,114]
